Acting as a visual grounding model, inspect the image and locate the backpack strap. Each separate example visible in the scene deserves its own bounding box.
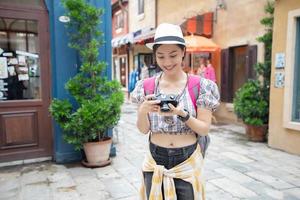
[187,75,201,111]
[188,75,210,158]
[143,76,156,95]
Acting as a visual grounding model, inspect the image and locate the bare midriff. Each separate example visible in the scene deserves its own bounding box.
[150,132,197,148]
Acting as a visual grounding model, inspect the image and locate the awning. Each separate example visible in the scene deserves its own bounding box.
[133,27,155,44]
[184,35,220,52]
[111,33,133,48]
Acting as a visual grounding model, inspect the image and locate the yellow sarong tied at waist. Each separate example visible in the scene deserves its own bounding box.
[140,144,205,200]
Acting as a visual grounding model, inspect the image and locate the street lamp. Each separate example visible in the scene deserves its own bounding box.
[214,0,226,23]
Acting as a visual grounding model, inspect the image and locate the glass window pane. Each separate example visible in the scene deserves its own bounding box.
[10,19,26,32]
[0,32,8,50]
[0,19,6,29]
[28,33,39,53]
[0,17,41,101]
[26,21,38,33]
[9,32,27,51]
[292,17,300,122]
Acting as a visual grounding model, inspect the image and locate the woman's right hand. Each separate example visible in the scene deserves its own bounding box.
[139,94,161,114]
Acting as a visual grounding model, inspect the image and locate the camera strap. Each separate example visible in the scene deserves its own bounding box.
[154,72,188,101]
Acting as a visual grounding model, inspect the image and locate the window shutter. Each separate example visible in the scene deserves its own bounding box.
[180,12,213,37]
[184,52,191,68]
[246,45,257,80]
[203,12,213,38]
[221,48,232,102]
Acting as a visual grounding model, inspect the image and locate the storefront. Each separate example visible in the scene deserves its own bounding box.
[0,0,112,163]
[111,36,131,89]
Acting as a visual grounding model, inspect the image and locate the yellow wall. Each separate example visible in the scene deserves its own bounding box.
[269,0,300,155]
[157,0,214,25]
[157,0,268,123]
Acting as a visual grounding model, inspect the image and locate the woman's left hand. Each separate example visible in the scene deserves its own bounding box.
[158,103,183,116]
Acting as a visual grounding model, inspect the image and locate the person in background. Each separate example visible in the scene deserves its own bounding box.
[204,58,217,83]
[196,57,207,78]
[141,57,150,80]
[128,68,139,97]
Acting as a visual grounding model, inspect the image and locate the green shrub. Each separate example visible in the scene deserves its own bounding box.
[233,80,268,126]
[49,0,124,151]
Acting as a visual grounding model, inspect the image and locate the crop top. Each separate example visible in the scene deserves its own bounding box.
[131,74,220,134]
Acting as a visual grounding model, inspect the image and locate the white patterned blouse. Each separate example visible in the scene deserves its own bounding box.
[131,74,220,135]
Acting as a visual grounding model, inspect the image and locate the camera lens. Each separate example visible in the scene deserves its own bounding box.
[160,103,170,112]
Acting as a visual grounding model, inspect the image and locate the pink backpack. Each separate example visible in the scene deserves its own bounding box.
[143,75,210,157]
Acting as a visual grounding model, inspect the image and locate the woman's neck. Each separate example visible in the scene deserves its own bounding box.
[161,70,186,82]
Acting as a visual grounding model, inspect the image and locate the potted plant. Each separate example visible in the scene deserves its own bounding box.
[233,80,269,141]
[49,0,124,167]
[233,1,274,142]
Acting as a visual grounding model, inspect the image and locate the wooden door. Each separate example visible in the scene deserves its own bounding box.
[0,2,52,162]
[232,46,247,95]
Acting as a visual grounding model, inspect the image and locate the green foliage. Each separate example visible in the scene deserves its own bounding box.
[233,1,274,126]
[49,0,124,151]
[233,80,269,126]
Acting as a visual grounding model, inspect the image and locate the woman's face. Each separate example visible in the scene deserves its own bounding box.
[155,44,184,74]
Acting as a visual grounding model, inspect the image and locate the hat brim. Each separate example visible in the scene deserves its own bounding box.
[146,41,186,50]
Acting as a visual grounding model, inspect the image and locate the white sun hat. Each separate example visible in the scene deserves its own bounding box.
[146,23,186,50]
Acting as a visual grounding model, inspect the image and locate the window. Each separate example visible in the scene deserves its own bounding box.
[292,17,300,122]
[115,11,124,30]
[138,0,144,15]
[0,18,41,101]
[284,9,300,130]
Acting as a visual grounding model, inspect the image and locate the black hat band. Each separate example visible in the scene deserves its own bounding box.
[154,36,185,43]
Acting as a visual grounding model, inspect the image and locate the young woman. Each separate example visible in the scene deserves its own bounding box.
[131,23,220,200]
[204,59,217,83]
[196,57,207,77]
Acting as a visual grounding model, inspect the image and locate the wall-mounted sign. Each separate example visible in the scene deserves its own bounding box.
[275,72,285,88]
[59,16,70,23]
[0,57,8,79]
[275,53,285,69]
[16,50,39,58]
[0,80,7,100]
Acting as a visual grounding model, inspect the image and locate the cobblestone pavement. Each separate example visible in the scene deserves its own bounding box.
[0,101,300,200]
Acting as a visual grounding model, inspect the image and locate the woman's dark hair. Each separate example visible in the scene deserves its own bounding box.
[153,44,186,60]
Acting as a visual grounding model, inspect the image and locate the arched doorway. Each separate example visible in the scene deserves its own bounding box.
[0,0,52,162]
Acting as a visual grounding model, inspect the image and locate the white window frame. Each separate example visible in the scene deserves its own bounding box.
[115,10,124,33]
[137,0,144,17]
[283,8,300,130]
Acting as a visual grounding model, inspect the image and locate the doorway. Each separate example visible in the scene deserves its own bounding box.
[0,1,52,162]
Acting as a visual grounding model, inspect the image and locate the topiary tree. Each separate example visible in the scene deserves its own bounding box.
[49,0,124,151]
[234,1,274,126]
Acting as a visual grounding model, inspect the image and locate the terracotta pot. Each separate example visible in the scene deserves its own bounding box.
[245,124,268,142]
[83,137,112,164]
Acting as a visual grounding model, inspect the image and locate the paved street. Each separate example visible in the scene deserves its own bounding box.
[1,101,300,200]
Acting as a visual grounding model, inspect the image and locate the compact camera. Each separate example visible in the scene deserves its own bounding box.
[153,93,178,112]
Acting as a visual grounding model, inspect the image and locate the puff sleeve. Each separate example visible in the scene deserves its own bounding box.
[196,78,220,112]
[130,80,146,104]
